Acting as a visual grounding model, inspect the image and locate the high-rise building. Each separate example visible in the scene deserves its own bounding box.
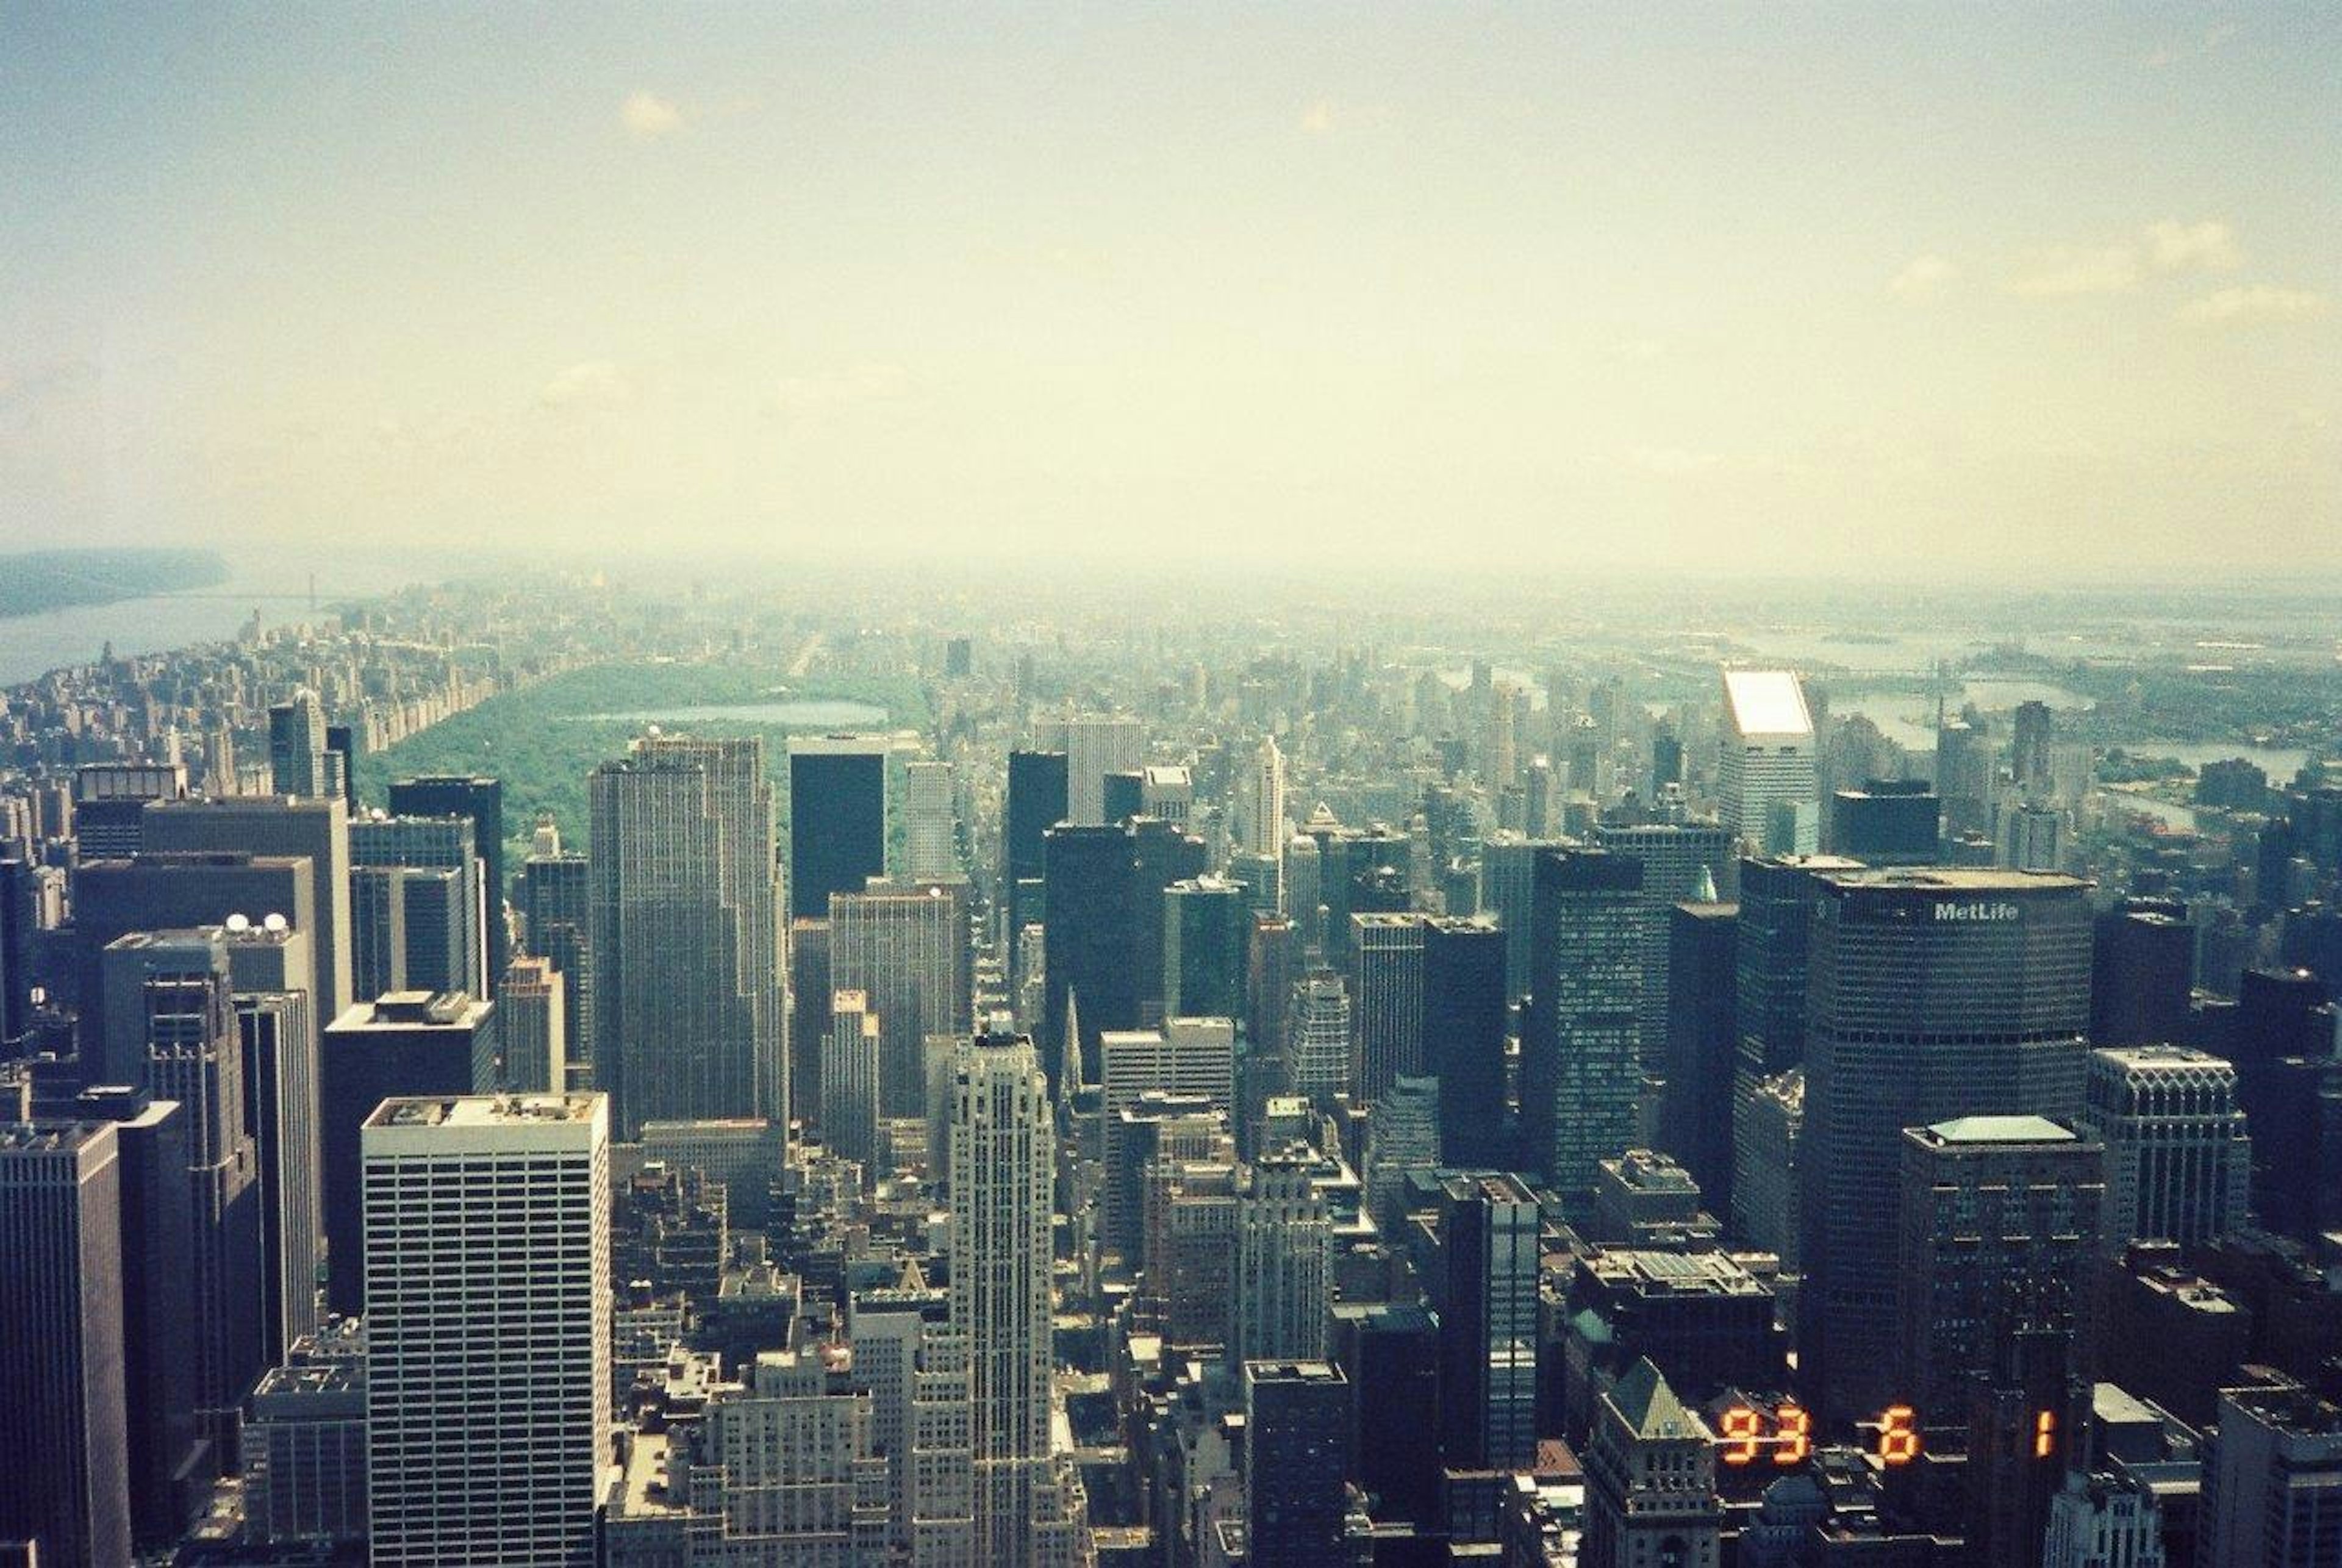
[1662,900,1739,1208]
[1284,968,1353,1109]
[498,953,567,1092]
[1421,915,1508,1170]
[352,811,485,997]
[1236,1145,1333,1363]
[1797,868,2091,1423]
[1436,1170,1541,1473]
[71,761,186,857]
[903,759,957,881]
[318,990,497,1314]
[1363,1073,1439,1233]
[2201,1377,2342,1568]
[590,734,783,1139]
[947,1029,1076,1563]
[1164,876,1248,1020]
[1719,670,1818,856]
[1239,734,1288,861]
[1141,764,1193,830]
[1895,1115,2102,1421]
[1043,822,1138,1084]
[123,936,267,1459]
[2079,1046,2251,1256]
[1592,820,1735,1072]
[387,775,507,989]
[2090,900,2196,1047]
[2042,1472,2168,1568]
[1580,1359,1722,1568]
[1001,748,1068,983]
[844,1284,978,1561]
[824,989,881,1172]
[231,979,321,1359]
[268,689,329,800]
[1243,1361,1355,1568]
[1045,714,1145,826]
[0,1121,132,1568]
[143,795,355,1026]
[829,878,971,1118]
[361,1094,611,1567]
[1828,779,1941,864]
[1349,911,1427,1106]
[519,818,593,1076]
[1519,847,1642,1211]
[789,734,890,921]
[240,1319,368,1551]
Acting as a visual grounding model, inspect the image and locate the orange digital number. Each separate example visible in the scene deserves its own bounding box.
[1772,1404,1811,1466]
[1877,1405,1921,1466]
[2033,1409,2057,1459]
[1720,1405,1763,1466]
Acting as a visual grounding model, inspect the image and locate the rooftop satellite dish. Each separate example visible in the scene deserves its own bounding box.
[263,913,289,934]
[224,912,252,933]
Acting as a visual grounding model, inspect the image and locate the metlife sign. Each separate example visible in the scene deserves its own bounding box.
[1933,901,2022,923]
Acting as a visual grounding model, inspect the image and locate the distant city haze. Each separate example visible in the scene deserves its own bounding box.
[4,7,2337,573]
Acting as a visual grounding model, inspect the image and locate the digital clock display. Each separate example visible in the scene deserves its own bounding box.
[1716,1403,1922,1466]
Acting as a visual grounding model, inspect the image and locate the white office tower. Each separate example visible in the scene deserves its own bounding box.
[846,1288,978,1566]
[2079,1046,2252,1255]
[947,1031,1090,1566]
[1235,1146,1333,1362]
[690,1344,891,1561]
[1719,670,1819,854]
[1046,714,1145,826]
[1285,970,1353,1109]
[362,1094,611,1567]
[826,989,882,1173]
[903,761,958,881]
[2043,1472,2166,1568]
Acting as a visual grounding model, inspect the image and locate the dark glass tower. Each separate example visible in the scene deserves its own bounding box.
[1519,847,1642,1211]
[1003,749,1069,983]
[788,737,888,921]
[387,775,506,987]
[1421,915,1507,1169]
[1243,1360,1355,1567]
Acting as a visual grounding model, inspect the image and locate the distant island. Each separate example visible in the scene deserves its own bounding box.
[0,548,231,618]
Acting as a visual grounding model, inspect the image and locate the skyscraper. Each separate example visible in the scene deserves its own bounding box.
[387,775,507,988]
[829,876,972,1118]
[1592,819,1735,1071]
[1001,748,1068,984]
[824,988,881,1171]
[1284,968,1353,1109]
[1421,914,1508,1169]
[1348,911,1427,1106]
[498,953,567,1092]
[1239,733,1288,860]
[948,1029,1073,1562]
[1719,670,1818,856]
[318,990,498,1314]
[519,817,593,1076]
[590,733,784,1138]
[1519,847,1642,1212]
[1797,868,2091,1423]
[0,1121,131,1568]
[2090,899,2195,1047]
[1478,831,1574,1007]
[1436,1171,1541,1473]
[231,978,321,1358]
[903,758,957,881]
[362,1094,611,1567]
[1045,713,1145,826]
[352,811,486,997]
[789,734,890,920]
[143,794,355,1026]
[2201,1377,2342,1568]
[1829,779,1942,864]
[1661,898,1739,1208]
[1580,1359,1722,1568]
[1164,875,1248,1020]
[2078,1045,2251,1255]
[267,688,329,800]
[1243,1361,1355,1568]
[1237,1145,1333,1362]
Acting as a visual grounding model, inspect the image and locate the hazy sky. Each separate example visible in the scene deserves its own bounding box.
[4,5,2337,577]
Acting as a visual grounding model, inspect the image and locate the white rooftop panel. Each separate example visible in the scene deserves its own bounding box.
[1722,670,1813,739]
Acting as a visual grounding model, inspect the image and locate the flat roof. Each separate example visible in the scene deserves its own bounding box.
[1819,867,2091,893]
[1722,669,1812,739]
[365,1093,600,1129]
[1918,1114,2076,1145]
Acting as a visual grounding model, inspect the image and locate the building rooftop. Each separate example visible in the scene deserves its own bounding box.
[1917,1114,2077,1146]
[1722,670,1812,740]
[365,1092,601,1129]
[1819,866,2091,893]
[329,990,491,1030]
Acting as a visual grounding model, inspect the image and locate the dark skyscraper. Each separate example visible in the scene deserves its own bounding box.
[387,775,506,987]
[1003,748,1069,984]
[1519,847,1642,1211]
[1042,821,1192,1084]
[519,818,593,1076]
[1661,898,1739,1209]
[1164,875,1248,1020]
[2090,898,2195,1046]
[1421,915,1507,1169]
[1797,868,2091,1423]
[788,735,888,920]
[141,794,356,1027]
[318,990,498,1313]
[1436,1171,1541,1473]
[0,1120,132,1568]
[1828,778,1942,864]
[1243,1360,1355,1568]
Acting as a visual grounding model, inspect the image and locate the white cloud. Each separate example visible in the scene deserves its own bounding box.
[539,360,634,409]
[2008,245,2141,297]
[2145,219,2241,273]
[771,363,915,414]
[2175,287,2333,326]
[1889,254,1960,302]
[621,91,685,138]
